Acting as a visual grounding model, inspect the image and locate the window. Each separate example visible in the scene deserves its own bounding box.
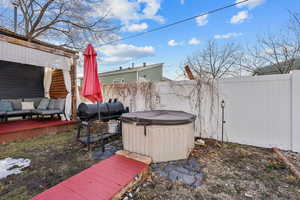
[113,78,125,83]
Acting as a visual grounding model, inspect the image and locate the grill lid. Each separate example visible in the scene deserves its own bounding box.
[121,110,196,125]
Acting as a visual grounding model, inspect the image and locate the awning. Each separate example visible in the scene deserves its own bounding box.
[0,40,71,71]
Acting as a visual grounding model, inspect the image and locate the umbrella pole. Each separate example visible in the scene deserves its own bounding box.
[97,101,101,120]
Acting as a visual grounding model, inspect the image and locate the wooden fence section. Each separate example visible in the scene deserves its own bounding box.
[50,69,68,99]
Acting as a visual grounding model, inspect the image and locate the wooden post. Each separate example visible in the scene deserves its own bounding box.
[272,147,300,180]
[71,56,78,120]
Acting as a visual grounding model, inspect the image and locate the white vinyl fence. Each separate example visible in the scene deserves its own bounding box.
[102,70,300,153]
[219,71,300,153]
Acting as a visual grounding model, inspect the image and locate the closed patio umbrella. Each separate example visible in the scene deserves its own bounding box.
[81,44,103,119]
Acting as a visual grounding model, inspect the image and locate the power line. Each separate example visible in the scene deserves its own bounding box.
[100,0,249,46]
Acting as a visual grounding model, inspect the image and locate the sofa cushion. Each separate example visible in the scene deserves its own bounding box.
[5,99,22,110]
[48,99,57,110]
[23,98,42,108]
[55,99,65,112]
[0,100,13,112]
[37,98,50,110]
[48,99,65,112]
[21,102,35,110]
[6,110,31,116]
[34,109,62,115]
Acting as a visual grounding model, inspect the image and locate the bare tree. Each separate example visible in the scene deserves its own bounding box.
[184,40,242,79]
[289,11,300,39]
[0,0,118,49]
[241,12,300,75]
[241,31,300,75]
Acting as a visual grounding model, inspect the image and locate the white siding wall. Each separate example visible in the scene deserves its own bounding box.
[0,41,70,70]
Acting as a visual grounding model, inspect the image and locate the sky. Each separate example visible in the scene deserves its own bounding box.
[91,0,300,79]
[0,0,299,79]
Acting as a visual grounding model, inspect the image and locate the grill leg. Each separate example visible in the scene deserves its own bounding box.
[119,120,122,136]
[77,123,82,140]
[87,122,91,151]
[100,133,105,152]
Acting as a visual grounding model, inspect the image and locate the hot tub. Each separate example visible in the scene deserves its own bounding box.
[121,110,196,163]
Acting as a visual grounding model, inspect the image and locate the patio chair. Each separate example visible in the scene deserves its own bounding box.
[34,98,66,120]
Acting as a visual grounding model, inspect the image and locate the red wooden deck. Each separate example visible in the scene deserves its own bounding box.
[31,155,148,200]
[0,119,77,143]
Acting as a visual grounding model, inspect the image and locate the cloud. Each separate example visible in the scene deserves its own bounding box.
[168,40,179,46]
[214,32,243,39]
[0,0,11,8]
[180,0,185,5]
[230,11,249,24]
[196,14,208,26]
[92,0,164,24]
[188,38,200,45]
[139,0,164,22]
[235,0,265,9]
[99,44,155,65]
[123,23,148,32]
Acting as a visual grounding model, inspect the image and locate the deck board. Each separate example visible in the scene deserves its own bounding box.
[0,119,77,143]
[31,155,149,200]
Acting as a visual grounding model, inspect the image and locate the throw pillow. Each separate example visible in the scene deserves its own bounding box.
[23,98,42,108]
[48,99,57,110]
[5,99,22,110]
[0,100,13,112]
[21,102,35,110]
[54,98,65,112]
[37,98,50,110]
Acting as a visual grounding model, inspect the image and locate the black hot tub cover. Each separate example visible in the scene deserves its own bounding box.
[121,110,196,125]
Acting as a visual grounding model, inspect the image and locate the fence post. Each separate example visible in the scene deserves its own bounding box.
[291,70,300,152]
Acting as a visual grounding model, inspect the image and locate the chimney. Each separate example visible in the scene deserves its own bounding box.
[119,66,122,70]
[132,63,135,68]
[143,62,146,67]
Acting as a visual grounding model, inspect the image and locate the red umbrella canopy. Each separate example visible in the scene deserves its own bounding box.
[81,44,103,103]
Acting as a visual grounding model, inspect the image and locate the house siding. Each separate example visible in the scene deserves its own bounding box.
[138,66,162,82]
[78,64,164,86]
[99,71,137,84]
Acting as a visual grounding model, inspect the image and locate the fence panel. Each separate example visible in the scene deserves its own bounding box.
[219,74,292,150]
[102,71,300,152]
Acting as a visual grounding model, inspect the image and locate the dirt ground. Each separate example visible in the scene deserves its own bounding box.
[0,130,102,200]
[133,140,300,200]
[1,132,300,200]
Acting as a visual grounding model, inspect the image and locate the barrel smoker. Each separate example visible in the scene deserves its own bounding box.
[77,99,129,150]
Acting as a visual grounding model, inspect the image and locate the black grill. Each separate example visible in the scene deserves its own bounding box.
[77,98,129,122]
[76,99,129,151]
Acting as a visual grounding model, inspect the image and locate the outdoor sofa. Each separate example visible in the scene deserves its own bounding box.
[0,98,66,122]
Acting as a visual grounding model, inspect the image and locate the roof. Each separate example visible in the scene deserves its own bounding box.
[254,58,300,75]
[0,26,77,55]
[99,63,164,76]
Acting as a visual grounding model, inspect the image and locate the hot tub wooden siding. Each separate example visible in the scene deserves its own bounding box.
[122,122,194,163]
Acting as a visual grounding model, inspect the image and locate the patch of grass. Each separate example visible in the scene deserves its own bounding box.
[266,164,287,170]
[0,130,100,200]
[0,131,74,159]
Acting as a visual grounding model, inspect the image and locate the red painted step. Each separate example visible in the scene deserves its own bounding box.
[30,155,148,200]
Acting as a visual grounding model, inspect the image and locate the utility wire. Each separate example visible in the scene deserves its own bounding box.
[100,0,249,46]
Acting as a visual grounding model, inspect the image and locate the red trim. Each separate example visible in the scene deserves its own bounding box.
[0,119,77,143]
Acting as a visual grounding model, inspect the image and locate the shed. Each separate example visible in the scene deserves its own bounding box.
[0,27,79,120]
